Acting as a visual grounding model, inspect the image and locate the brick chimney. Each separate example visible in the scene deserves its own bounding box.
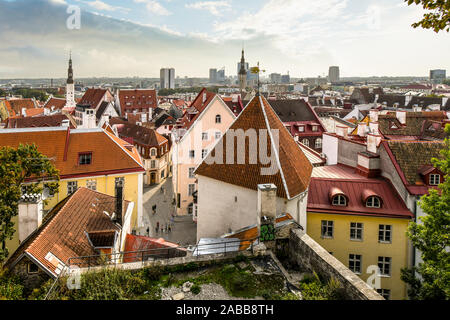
[369,122,379,135]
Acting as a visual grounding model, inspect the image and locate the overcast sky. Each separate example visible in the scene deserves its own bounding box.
[0,0,449,79]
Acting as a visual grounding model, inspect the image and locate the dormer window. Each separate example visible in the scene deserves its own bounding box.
[151,148,156,157]
[366,196,381,208]
[332,195,347,206]
[298,126,305,132]
[430,174,440,186]
[79,153,92,165]
[312,125,318,132]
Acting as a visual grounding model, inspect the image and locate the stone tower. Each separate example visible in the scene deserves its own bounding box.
[238,49,247,98]
[65,52,76,109]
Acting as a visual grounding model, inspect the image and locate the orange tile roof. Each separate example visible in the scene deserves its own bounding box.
[25,108,45,117]
[5,188,125,276]
[8,99,36,114]
[195,95,313,199]
[0,128,144,179]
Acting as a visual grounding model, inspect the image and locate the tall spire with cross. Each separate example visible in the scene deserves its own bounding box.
[64,51,76,110]
[238,48,247,98]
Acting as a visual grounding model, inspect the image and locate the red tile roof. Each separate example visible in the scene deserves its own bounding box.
[5,114,75,129]
[118,89,157,116]
[123,234,185,263]
[308,166,413,219]
[195,95,313,199]
[44,97,66,110]
[79,88,110,109]
[178,88,216,131]
[5,188,125,276]
[0,128,144,179]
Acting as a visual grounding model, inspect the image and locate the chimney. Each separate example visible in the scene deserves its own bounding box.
[369,110,379,122]
[396,111,406,125]
[367,133,381,154]
[357,122,368,137]
[257,184,277,236]
[22,107,27,117]
[44,108,50,115]
[61,119,70,127]
[114,179,124,226]
[336,126,348,138]
[369,122,379,135]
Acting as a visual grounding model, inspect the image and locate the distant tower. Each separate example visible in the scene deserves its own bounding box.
[239,49,247,97]
[328,66,340,83]
[65,52,76,109]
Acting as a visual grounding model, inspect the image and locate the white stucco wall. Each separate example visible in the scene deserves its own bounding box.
[197,175,308,241]
[322,133,338,165]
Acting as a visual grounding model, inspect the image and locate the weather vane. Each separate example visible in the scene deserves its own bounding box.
[251,62,265,96]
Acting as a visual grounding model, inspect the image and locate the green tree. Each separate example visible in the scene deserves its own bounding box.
[405,0,450,32]
[0,144,59,263]
[0,89,6,97]
[401,124,450,300]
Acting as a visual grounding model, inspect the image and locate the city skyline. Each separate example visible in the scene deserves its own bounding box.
[0,0,449,79]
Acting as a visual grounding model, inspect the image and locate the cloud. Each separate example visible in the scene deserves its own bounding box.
[185,1,231,16]
[134,0,171,16]
[78,0,130,12]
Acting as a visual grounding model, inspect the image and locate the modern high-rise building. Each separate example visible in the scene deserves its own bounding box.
[270,73,282,84]
[430,69,446,84]
[217,69,225,82]
[209,68,217,83]
[328,66,340,83]
[281,74,290,84]
[160,68,175,89]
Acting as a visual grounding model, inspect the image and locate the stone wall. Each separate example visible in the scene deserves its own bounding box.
[289,229,383,300]
[12,256,51,290]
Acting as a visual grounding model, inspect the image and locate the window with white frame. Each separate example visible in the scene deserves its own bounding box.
[378,256,391,276]
[188,184,195,196]
[188,167,195,178]
[215,115,221,123]
[151,148,156,157]
[86,180,97,191]
[349,254,362,274]
[67,181,77,195]
[379,225,392,243]
[321,220,334,238]
[376,289,391,300]
[350,222,363,241]
[189,150,195,158]
[298,126,305,132]
[366,196,381,208]
[429,174,440,186]
[312,125,318,132]
[151,160,156,168]
[202,149,208,158]
[302,138,309,147]
[202,132,208,140]
[215,132,222,140]
[332,195,347,206]
[315,138,322,149]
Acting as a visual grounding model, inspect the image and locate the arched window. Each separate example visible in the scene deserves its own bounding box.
[315,138,322,149]
[332,195,347,206]
[366,196,381,208]
[151,148,156,157]
[215,115,221,124]
[302,138,309,147]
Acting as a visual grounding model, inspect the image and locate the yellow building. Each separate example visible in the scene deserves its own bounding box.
[0,126,145,260]
[307,165,413,300]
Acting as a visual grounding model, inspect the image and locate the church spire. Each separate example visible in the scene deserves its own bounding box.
[67,51,74,84]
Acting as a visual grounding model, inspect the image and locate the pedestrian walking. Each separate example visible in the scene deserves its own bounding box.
[156,221,159,233]
[146,227,150,236]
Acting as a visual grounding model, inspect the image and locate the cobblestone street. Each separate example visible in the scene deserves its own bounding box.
[141,177,197,246]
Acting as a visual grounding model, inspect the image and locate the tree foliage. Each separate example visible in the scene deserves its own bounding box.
[401,124,450,300]
[11,89,48,102]
[0,144,59,263]
[405,0,450,32]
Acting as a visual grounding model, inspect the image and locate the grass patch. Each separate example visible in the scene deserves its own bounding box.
[298,272,346,300]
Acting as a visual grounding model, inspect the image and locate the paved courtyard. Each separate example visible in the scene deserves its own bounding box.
[141,177,197,246]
